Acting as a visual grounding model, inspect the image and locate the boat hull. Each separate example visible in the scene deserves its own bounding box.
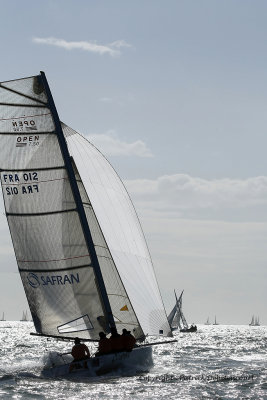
[42,346,153,378]
[180,326,197,333]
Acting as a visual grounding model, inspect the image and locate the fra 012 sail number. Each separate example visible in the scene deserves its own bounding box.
[3,172,39,195]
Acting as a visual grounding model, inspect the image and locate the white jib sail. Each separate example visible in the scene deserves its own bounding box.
[63,124,171,337]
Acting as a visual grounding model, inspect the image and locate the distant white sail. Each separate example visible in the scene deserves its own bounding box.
[167,290,187,330]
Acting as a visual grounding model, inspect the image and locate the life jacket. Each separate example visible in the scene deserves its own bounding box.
[98,337,112,354]
[122,334,136,351]
[71,343,90,360]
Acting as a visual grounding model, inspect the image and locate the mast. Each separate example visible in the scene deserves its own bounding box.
[39,71,115,330]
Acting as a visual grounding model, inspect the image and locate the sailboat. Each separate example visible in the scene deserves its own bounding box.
[20,311,28,322]
[213,316,219,325]
[167,290,197,333]
[204,317,210,325]
[167,290,183,331]
[0,72,174,377]
[249,315,260,326]
[0,312,5,321]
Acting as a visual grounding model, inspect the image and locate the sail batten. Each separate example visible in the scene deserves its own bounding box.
[19,264,92,273]
[0,83,48,105]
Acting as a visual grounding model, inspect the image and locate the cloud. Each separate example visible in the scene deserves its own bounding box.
[98,97,113,103]
[32,37,131,57]
[98,92,135,106]
[88,131,153,157]
[108,40,132,49]
[125,174,267,218]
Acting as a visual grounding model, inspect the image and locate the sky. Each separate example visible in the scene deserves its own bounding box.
[0,0,266,325]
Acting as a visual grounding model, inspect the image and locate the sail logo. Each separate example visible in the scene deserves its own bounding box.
[16,135,40,148]
[12,120,37,132]
[27,273,40,288]
[27,272,80,288]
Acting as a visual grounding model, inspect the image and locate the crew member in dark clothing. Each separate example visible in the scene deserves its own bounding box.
[121,329,136,351]
[109,327,124,352]
[95,332,112,356]
[69,337,90,372]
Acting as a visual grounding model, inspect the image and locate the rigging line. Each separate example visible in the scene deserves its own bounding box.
[19,264,92,273]
[95,255,119,262]
[30,332,98,342]
[6,209,77,217]
[17,254,91,263]
[0,103,47,108]
[0,112,51,121]
[113,321,139,326]
[0,83,47,105]
[93,243,112,251]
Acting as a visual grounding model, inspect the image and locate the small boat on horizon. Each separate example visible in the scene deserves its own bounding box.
[167,290,197,333]
[204,317,211,325]
[249,315,260,326]
[20,311,29,322]
[213,316,219,325]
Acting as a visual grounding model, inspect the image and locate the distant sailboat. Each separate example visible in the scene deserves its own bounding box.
[213,316,219,325]
[249,315,260,326]
[0,312,5,321]
[255,316,260,326]
[167,290,197,333]
[20,311,28,322]
[204,317,211,325]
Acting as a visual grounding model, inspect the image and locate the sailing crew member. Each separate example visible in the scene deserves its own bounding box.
[95,332,112,356]
[109,327,124,352]
[121,329,136,351]
[69,337,90,371]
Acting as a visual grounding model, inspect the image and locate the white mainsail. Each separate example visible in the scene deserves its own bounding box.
[0,73,171,341]
[167,290,188,330]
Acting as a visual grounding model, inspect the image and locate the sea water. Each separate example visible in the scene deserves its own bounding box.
[0,322,265,399]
